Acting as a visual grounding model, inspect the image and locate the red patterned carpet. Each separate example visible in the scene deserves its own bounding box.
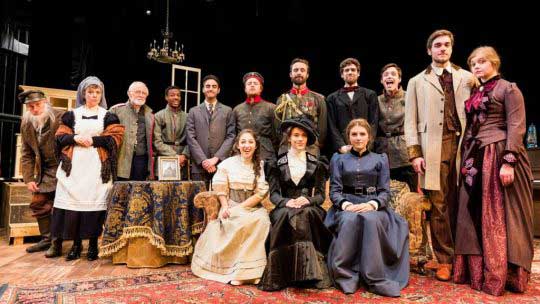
[1,241,540,303]
[1,266,540,303]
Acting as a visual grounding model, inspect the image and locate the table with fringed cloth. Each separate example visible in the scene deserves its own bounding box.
[99,181,206,267]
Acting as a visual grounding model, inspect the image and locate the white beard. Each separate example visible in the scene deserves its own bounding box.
[131,99,146,106]
[22,105,55,133]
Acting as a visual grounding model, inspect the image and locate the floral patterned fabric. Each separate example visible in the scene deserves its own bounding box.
[100,181,206,259]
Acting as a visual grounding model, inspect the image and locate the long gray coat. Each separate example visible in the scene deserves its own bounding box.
[404,65,473,190]
[186,102,235,174]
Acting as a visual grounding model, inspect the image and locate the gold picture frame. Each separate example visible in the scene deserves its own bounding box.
[158,156,181,181]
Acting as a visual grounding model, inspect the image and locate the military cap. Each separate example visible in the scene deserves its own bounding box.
[242,72,264,85]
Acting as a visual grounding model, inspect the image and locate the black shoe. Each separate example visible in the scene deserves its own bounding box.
[26,239,51,253]
[87,238,99,261]
[66,240,82,261]
[45,238,63,258]
[27,216,52,253]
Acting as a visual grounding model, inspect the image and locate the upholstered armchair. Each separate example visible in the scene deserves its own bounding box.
[388,180,432,274]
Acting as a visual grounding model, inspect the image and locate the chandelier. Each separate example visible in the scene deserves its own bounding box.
[147,0,185,64]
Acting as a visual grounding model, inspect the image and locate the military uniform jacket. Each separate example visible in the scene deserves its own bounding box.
[109,102,155,179]
[233,100,278,160]
[275,90,327,154]
[20,108,65,193]
[375,88,410,169]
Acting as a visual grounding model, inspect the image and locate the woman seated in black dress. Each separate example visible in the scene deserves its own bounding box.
[258,115,333,291]
[325,118,409,297]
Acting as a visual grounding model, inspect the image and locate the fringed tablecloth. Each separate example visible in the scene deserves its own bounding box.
[99,181,206,267]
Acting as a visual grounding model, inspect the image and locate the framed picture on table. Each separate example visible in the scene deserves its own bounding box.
[158,156,181,181]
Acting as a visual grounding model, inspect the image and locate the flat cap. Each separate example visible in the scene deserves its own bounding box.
[18,90,46,104]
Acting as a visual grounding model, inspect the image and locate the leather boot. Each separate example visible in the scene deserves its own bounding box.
[45,238,63,258]
[26,216,52,253]
[435,263,453,281]
[87,237,99,261]
[66,239,82,261]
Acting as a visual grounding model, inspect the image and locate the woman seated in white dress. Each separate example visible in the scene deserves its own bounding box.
[191,129,271,285]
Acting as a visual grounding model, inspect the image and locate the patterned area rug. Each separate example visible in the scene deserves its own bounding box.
[2,241,540,304]
[2,267,540,303]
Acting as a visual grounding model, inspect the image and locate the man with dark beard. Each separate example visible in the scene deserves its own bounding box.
[326,57,378,157]
[275,58,327,156]
[153,85,189,179]
[18,90,64,255]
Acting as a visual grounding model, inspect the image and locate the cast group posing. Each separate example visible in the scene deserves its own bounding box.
[20,29,533,297]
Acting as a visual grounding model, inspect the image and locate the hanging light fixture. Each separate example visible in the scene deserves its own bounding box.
[147,0,185,64]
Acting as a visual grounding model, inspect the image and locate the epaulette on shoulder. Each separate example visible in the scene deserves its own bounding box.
[109,103,127,109]
[312,91,325,99]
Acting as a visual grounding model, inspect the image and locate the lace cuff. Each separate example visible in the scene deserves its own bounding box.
[502,153,517,166]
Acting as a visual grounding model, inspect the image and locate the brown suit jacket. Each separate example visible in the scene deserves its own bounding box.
[20,108,65,193]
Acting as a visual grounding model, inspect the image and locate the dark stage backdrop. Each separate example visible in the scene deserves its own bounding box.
[8,0,540,127]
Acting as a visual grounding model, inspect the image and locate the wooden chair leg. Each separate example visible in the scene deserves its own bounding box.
[13,237,24,246]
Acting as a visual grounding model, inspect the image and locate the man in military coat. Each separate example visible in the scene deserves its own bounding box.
[275,58,327,156]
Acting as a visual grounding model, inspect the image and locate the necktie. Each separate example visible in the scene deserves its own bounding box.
[208,104,214,117]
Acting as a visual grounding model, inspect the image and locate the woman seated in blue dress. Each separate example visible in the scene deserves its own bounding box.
[258,115,333,291]
[325,118,409,297]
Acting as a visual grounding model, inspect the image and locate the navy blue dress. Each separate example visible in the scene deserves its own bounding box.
[325,149,409,297]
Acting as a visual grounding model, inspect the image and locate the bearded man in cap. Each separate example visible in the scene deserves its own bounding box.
[18,90,65,255]
[233,72,278,160]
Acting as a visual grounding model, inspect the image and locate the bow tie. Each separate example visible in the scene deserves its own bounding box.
[82,115,98,120]
[341,86,359,93]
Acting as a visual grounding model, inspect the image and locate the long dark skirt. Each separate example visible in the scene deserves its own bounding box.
[454,141,533,295]
[325,206,409,297]
[258,205,333,291]
[51,207,106,240]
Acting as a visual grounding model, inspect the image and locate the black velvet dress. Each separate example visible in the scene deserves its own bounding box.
[258,151,333,291]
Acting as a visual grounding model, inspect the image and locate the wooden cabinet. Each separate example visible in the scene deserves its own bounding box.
[12,85,77,179]
[1,182,37,244]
